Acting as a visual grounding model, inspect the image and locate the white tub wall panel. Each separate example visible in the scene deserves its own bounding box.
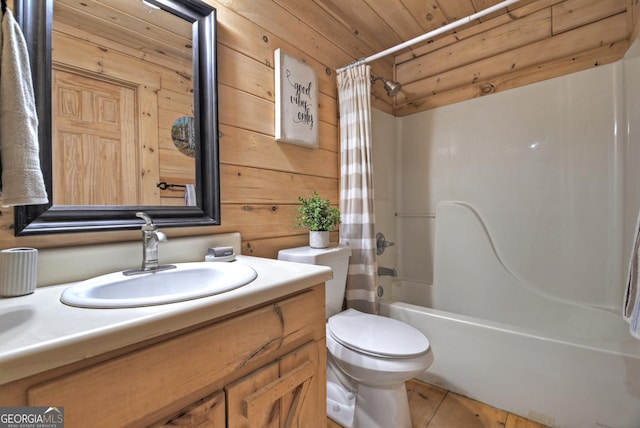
[397,217,434,283]
[624,41,640,276]
[372,97,435,285]
[372,109,399,279]
[396,112,432,217]
[380,280,432,307]
[399,62,623,310]
[391,108,435,283]
[433,201,551,328]
[431,202,630,340]
[372,109,397,215]
[606,58,626,311]
[380,301,640,428]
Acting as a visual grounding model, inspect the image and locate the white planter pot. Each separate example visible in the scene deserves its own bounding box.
[309,231,330,249]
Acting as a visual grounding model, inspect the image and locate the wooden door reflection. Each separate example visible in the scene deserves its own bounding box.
[53,68,140,205]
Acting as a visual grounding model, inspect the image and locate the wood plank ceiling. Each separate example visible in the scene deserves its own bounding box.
[309,0,638,116]
[55,0,638,117]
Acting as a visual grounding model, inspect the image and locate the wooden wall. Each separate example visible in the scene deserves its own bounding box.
[0,0,346,259]
[1,0,639,259]
[202,0,345,258]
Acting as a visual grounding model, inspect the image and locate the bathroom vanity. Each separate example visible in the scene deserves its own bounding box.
[0,255,330,427]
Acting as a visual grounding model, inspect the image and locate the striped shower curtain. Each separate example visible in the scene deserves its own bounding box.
[337,64,377,314]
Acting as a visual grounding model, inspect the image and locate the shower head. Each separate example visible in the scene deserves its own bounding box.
[371,75,402,97]
[382,79,401,97]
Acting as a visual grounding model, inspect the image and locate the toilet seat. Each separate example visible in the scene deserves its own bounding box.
[328,309,430,358]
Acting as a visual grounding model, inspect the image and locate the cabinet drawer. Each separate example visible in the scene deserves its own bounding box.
[27,285,325,428]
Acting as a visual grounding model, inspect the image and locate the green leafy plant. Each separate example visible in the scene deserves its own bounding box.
[295,191,341,232]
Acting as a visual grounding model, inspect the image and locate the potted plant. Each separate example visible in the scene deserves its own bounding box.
[295,190,341,248]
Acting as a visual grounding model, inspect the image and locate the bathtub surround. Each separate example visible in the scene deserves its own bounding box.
[372,40,640,426]
[378,201,640,427]
[0,7,48,207]
[386,39,640,312]
[337,64,377,313]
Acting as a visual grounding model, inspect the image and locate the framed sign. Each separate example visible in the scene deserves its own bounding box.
[275,49,318,149]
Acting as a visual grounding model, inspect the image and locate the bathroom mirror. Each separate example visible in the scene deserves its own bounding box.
[13,0,220,235]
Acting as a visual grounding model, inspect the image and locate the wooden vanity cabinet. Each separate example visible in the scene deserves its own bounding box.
[153,341,325,428]
[9,284,326,428]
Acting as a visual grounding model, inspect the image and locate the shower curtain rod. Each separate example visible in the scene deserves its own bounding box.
[336,0,522,73]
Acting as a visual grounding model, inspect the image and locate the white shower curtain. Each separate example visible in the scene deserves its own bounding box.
[337,64,377,314]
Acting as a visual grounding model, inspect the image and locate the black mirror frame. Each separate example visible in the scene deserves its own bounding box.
[13,0,220,235]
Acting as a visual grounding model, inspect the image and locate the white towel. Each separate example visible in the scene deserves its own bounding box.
[184,184,196,206]
[0,8,48,207]
[624,207,640,339]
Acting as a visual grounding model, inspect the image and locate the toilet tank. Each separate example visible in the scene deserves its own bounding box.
[277,245,352,319]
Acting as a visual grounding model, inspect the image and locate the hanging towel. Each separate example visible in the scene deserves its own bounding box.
[184,184,197,206]
[0,8,48,207]
[624,207,640,339]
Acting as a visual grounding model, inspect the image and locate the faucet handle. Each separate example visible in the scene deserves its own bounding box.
[376,232,395,255]
[136,212,157,231]
[136,212,152,224]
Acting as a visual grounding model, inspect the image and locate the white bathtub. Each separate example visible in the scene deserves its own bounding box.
[377,203,640,427]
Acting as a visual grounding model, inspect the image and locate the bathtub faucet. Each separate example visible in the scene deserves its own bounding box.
[378,266,397,277]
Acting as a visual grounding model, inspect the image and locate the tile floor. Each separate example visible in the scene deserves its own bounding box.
[326,379,548,428]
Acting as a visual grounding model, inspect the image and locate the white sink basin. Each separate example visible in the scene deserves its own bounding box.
[60,262,258,308]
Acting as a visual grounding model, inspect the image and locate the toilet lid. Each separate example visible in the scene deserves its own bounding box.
[327,309,430,358]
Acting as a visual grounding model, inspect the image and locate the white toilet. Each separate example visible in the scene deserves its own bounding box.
[278,245,433,428]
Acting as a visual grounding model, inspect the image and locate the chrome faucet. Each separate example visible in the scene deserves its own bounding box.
[377,266,397,277]
[124,212,176,276]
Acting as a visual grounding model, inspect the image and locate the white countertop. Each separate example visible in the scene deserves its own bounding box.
[0,256,331,385]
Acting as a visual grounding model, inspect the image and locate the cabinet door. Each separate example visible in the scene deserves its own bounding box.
[148,390,225,427]
[278,340,325,426]
[226,341,325,428]
[226,362,281,427]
